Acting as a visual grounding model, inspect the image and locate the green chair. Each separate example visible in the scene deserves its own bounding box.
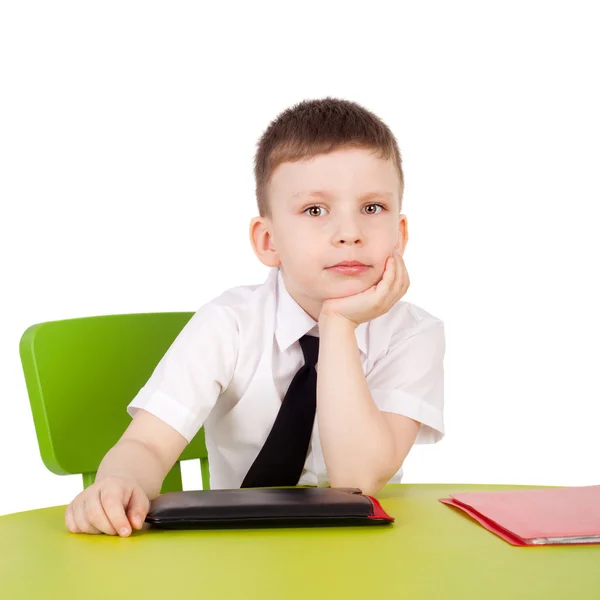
[19,312,210,493]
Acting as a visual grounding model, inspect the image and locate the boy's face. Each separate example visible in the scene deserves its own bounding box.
[251,147,408,319]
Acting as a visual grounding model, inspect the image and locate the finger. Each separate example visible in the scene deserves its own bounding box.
[84,495,118,536]
[375,255,396,295]
[65,504,78,533]
[100,486,133,537]
[126,486,150,531]
[392,250,409,293]
[400,259,410,294]
[73,498,102,535]
[392,252,405,291]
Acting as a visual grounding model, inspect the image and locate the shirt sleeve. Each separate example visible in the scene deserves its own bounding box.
[367,319,445,444]
[126,303,239,443]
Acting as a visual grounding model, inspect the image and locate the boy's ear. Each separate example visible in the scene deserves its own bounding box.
[249,216,281,267]
[396,214,409,256]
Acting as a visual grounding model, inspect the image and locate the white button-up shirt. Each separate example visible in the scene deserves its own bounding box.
[127,267,445,489]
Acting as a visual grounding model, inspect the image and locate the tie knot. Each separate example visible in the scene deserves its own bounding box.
[299,334,319,368]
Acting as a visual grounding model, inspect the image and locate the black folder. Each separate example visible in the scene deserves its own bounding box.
[145,487,394,529]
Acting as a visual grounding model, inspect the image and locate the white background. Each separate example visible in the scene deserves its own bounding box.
[1,1,599,517]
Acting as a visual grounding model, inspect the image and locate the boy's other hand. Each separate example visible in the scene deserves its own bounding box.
[65,475,150,537]
[320,248,409,327]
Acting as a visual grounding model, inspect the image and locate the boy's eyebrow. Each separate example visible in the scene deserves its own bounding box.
[292,190,394,201]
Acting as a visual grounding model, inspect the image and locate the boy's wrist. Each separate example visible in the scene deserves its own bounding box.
[318,311,358,333]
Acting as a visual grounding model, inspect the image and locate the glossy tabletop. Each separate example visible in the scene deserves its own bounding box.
[1,484,599,599]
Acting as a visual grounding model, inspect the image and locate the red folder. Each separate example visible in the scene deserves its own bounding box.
[439,485,600,546]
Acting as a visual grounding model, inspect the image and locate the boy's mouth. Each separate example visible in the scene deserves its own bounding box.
[326,260,371,275]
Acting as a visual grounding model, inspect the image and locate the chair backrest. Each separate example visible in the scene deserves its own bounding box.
[19,312,210,493]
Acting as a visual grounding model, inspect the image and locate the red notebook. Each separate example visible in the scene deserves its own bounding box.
[439,485,600,546]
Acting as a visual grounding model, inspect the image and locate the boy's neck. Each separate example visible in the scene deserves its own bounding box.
[279,269,322,322]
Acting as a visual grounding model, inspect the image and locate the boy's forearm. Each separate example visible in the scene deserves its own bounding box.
[316,315,396,494]
[95,438,166,500]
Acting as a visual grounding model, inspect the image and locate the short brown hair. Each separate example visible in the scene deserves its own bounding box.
[253,97,404,218]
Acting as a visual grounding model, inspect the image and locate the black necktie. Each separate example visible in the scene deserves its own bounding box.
[241,334,319,488]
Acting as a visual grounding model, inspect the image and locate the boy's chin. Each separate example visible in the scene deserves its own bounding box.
[322,279,372,299]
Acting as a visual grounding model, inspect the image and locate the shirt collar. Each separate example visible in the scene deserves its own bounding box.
[273,267,368,356]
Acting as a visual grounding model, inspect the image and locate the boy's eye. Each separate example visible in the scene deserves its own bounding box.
[303,203,385,217]
[363,203,384,215]
[304,206,329,217]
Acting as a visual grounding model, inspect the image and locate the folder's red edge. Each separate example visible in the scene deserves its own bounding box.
[439,497,527,546]
[367,496,395,522]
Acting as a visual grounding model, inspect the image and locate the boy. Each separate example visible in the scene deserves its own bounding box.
[65,97,445,537]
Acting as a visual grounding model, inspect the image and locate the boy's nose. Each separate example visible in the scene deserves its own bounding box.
[333,223,362,245]
[336,236,361,245]
[332,213,363,246]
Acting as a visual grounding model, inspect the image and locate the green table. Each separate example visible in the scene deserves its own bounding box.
[1,484,598,599]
